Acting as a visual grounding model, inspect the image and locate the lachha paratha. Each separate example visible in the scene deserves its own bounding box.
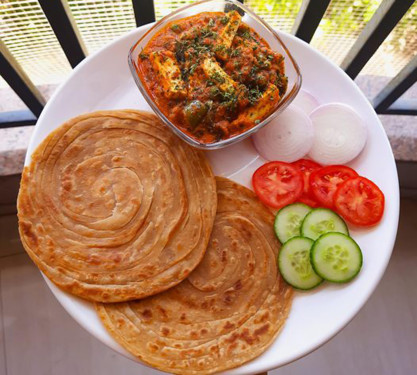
[96,177,293,374]
[17,110,217,302]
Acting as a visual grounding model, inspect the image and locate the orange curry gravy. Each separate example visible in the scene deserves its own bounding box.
[137,11,288,143]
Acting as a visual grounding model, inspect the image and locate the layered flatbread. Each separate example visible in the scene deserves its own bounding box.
[17,110,217,302]
[96,177,293,374]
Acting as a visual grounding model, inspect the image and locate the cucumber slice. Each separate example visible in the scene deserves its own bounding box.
[311,232,362,283]
[278,237,323,290]
[274,203,312,243]
[301,208,348,241]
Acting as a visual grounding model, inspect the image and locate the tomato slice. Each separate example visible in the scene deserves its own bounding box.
[292,159,322,207]
[252,161,303,209]
[297,195,319,207]
[334,177,385,226]
[310,165,358,208]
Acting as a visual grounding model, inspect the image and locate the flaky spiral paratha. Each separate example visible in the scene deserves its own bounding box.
[96,177,293,374]
[17,110,217,302]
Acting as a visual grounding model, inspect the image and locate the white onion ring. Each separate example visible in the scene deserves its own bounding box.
[252,106,314,162]
[308,103,367,165]
[291,89,320,115]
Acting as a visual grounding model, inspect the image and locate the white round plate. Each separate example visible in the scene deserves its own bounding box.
[26,24,399,374]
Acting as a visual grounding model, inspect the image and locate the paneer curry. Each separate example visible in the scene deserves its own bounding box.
[137,11,288,143]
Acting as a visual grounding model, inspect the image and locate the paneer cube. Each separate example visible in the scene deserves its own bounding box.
[202,58,238,93]
[149,51,187,99]
[232,83,281,126]
[216,10,241,60]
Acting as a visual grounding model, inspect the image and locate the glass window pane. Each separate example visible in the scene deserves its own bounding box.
[360,2,417,77]
[67,0,136,54]
[245,0,303,33]
[310,0,383,67]
[1,0,72,87]
[355,3,416,99]
[154,0,194,19]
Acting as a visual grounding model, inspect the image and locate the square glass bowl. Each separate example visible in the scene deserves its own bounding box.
[128,0,302,150]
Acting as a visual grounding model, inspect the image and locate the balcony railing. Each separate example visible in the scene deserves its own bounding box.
[0,0,416,129]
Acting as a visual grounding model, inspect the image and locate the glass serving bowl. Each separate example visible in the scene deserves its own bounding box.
[128,0,302,150]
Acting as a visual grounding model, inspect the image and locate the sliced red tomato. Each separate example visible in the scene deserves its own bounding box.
[310,165,358,208]
[252,161,303,209]
[297,195,319,207]
[334,177,385,226]
[292,159,322,207]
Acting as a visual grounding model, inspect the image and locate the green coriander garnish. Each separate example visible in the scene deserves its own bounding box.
[220,15,229,25]
[248,86,262,105]
[230,48,241,57]
[211,71,226,84]
[139,51,148,60]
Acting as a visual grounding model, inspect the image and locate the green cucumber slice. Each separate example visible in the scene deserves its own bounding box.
[301,208,348,241]
[278,237,323,290]
[311,232,362,283]
[274,203,312,243]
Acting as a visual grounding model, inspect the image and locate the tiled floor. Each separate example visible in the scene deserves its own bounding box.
[1,199,416,375]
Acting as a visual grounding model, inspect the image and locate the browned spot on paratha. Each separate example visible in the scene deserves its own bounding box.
[96,177,293,374]
[17,110,217,302]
